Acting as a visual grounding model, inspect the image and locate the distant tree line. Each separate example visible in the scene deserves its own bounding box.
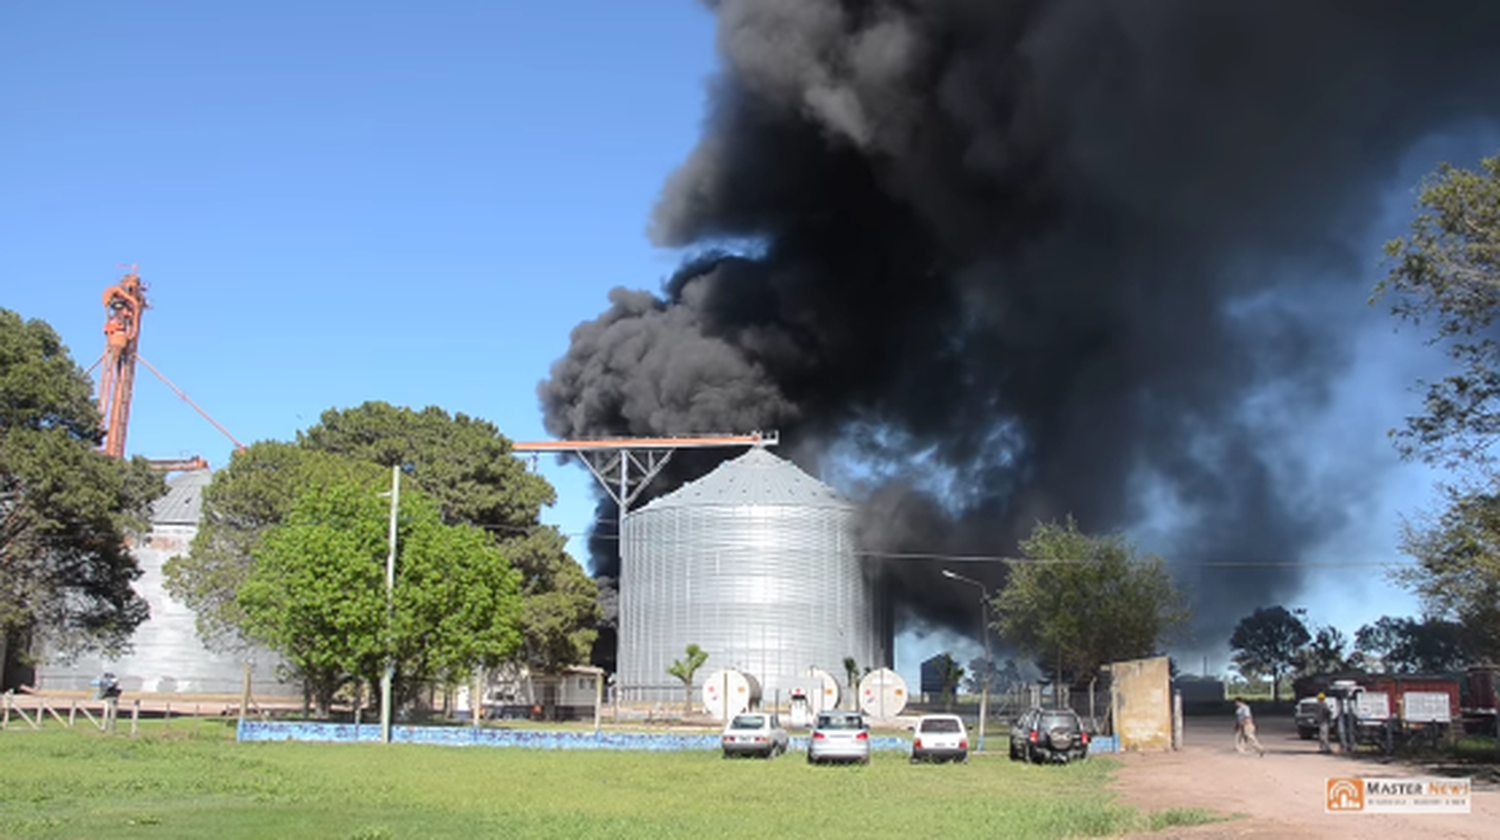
[1226,605,1472,701]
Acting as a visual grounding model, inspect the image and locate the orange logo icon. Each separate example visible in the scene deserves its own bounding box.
[1326,778,1364,812]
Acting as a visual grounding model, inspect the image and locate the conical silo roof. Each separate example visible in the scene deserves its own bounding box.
[152,469,213,526]
[638,447,849,511]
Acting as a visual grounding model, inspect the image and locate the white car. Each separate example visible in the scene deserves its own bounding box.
[721,712,789,758]
[808,710,871,765]
[911,714,969,763]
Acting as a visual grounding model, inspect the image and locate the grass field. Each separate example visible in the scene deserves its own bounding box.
[0,722,1219,839]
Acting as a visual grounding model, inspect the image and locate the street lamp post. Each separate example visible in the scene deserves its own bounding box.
[942,569,992,752]
[380,464,402,745]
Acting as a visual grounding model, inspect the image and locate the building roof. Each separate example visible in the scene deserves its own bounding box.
[639,447,850,511]
[152,469,212,525]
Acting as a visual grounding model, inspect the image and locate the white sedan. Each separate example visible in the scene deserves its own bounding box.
[721,712,790,758]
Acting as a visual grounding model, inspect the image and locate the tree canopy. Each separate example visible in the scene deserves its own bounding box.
[1353,615,1469,674]
[1375,152,1500,672]
[991,517,1190,687]
[1375,152,1500,469]
[164,401,599,672]
[0,309,164,687]
[1393,488,1500,664]
[1228,606,1309,703]
[1295,625,1352,677]
[163,442,387,650]
[237,479,523,715]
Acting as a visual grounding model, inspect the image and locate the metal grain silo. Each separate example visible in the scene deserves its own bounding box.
[618,448,888,705]
[35,470,293,698]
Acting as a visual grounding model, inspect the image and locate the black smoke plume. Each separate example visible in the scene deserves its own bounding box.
[540,0,1500,651]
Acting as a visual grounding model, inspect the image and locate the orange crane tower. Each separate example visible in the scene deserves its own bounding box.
[97,269,147,460]
[93,268,246,469]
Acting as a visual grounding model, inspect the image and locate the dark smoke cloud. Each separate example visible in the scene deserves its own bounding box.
[539,0,1500,651]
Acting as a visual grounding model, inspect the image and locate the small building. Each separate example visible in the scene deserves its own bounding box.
[481,663,603,722]
[1173,676,1226,705]
[920,654,960,704]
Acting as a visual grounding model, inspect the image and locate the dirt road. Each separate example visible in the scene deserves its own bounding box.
[1111,709,1499,839]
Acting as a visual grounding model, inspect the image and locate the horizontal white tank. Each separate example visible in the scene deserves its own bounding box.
[859,668,909,719]
[702,668,762,720]
[806,667,841,713]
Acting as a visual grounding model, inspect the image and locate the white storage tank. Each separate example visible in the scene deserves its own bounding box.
[859,668,909,719]
[806,667,841,714]
[619,448,889,705]
[702,668,762,720]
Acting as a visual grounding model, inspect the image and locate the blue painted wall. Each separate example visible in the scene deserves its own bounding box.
[237,721,912,753]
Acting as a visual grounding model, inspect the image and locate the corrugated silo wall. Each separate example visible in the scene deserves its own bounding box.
[36,523,294,697]
[619,501,885,706]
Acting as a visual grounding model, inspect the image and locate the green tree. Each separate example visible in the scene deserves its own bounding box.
[0,310,164,688]
[297,402,554,531]
[1394,488,1500,663]
[165,401,597,673]
[1296,625,1352,676]
[164,442,386,651]
[666,643,708,716]
[1374,151,1500,469]
[237,480,522,715]
[842,656,860,708]
[936,653,964,712]
[993,517,1190,689]
[1228,606,1310,703]
[506,527,602,672]
[1354,615,1469,673]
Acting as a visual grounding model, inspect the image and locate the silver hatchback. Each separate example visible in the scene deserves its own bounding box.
[808,710,870,765]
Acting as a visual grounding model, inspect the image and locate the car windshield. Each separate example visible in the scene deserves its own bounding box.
[817,715,865,731]
[920,718,961,733]
[730,715,765,729]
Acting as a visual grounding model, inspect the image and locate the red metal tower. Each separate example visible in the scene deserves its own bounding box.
[97,269,147,459]
[92,268,246,470]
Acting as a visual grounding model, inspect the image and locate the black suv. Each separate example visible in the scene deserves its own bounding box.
[1008,707,1090,764]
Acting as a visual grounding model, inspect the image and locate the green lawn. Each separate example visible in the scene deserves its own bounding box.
[0,723,1219,839]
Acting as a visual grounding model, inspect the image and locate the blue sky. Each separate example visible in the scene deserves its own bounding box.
[2,1,1492,684]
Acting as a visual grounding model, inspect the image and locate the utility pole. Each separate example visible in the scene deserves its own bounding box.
[381,464,400,745]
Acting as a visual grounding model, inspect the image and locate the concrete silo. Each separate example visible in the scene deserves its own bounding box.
[618,447,888,706]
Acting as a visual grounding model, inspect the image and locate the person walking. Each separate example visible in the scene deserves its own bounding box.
[1315,692,1333,754]
[1233,698,1265,757]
